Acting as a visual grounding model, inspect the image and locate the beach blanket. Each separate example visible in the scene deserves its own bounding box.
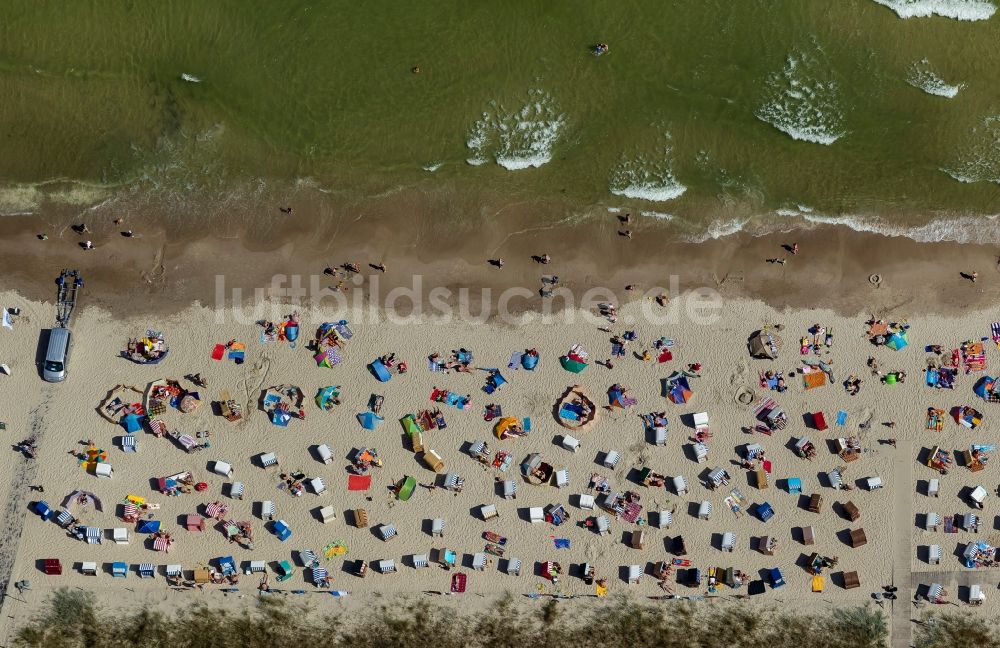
[508,351,522,369]
[621,501,643,523]
[333,321,353,340]
[553,538,571,549]
[211,344,225,360]
[347,475,372,491]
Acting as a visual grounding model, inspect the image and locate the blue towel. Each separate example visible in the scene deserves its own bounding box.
[836,411,847,426]
[554,538,571,549]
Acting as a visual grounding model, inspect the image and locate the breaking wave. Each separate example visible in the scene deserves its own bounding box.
[465,89,566,170]
[871,0,996,20]
[755,47,846,145]
[906,59,964,98]
[608,132,687,201]
[942,115,1000,185]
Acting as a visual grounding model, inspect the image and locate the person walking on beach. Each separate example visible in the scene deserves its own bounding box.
[972,271,978,283]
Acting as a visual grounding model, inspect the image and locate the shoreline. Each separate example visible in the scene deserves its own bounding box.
[0,184,999,320]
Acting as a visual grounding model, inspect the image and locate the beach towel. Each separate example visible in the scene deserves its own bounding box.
[211,344,225,360]
[347,475,372,491]
[553,538,571,549]
[836,411,848,426]
[428,358,443,372]
[508,352,522,369]
[333,321,353,340]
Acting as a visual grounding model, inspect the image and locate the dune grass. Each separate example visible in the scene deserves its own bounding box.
[10,588,900,648]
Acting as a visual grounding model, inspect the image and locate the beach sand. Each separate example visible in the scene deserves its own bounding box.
[1,278,999,644]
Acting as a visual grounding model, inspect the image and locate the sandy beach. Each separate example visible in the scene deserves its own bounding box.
[1,267,1000,645]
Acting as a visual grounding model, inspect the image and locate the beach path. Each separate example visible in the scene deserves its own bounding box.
[891,439,913,648]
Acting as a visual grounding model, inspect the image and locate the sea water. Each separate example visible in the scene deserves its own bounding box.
[0,0,998,243]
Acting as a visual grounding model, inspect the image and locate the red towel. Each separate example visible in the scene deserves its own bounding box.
[211,344,225,360]
[347,474,372,491]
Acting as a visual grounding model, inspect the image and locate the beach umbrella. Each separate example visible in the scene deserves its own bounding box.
[396,476,416,501]
[494,416,520,440]
[359,411,384,430]
[560,356,587,373]
[399,414,420,435]
[974,376,994,399]
[315,386,340,410]
[886,330,908,351]
[122,414,143,433]
[369,359,392,382]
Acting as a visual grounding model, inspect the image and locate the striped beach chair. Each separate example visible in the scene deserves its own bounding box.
[138,563,155,578]
[431,518,445,537]
[311,566,330,587]
[152,536,171,553]
[245,560,266,575]
[309,477,326,495]
[505,557,522,576]
[378,559,397,574]
[258,452,278,468]
[377,524,398,541]
[300,549,319,568]
[121,434,137,453]
[165,564,182,578]
[411,554,429,569]
[204,501,229,520]
[229,482,245,500]
[85,527,102,545]
[260,500,276,520]
[55,510,75,528]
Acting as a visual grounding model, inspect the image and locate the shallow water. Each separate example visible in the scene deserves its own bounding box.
[0,1,999,239]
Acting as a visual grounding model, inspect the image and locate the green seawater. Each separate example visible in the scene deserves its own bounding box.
[1,1,1000,238]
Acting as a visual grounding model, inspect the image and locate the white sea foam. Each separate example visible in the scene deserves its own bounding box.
[684,218,751,243]
[756,48,845,145]
[907,59,964,98]
[802,212,1000,244]
[673,208,1000,246]
[422,163,443,172]
[606,207,622,213]
[465,90,565,170]
[872,0,996,20]
[640,210,675,221]
[942,115,1000,185]
[609,132,687,202]
[181,73,202,83]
